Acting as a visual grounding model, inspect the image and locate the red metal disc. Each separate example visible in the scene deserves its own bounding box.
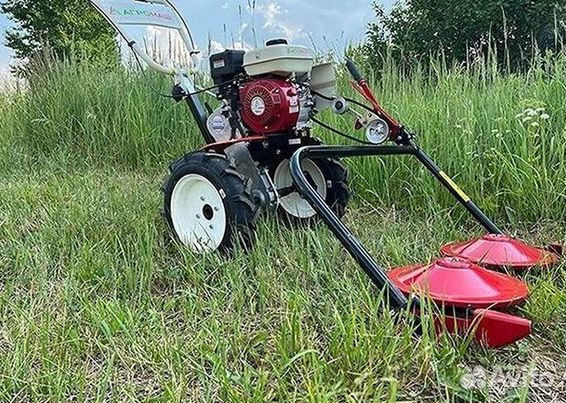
[388,257,529,309]
[438,309,532,348]
[441,234,559,270]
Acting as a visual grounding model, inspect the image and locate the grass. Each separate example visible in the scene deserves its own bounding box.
[0,54,564,402]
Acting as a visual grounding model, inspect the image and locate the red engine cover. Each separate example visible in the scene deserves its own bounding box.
[239,78,300,134]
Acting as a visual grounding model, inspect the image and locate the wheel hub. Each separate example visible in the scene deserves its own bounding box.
[170,174,227,252]
[274,159,327,219]
[202,204,215,221]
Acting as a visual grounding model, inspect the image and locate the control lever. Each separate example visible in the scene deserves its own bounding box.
[346,58,364,82]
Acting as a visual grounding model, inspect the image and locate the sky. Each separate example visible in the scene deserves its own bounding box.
[0,0,393,78]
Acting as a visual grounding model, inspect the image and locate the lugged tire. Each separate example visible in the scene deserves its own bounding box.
[163,151,259,254]
[317,157,351,219]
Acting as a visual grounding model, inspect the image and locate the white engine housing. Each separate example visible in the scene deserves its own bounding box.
[243,43,314,77]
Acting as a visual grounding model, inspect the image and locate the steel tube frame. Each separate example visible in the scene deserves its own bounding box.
[88,0,212,143]
[289,142,503,309]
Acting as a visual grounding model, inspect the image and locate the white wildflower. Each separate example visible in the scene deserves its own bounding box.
[526,109,537,117]
[530,122,540,127]
[540,113,550,120]
[522,116,532,122]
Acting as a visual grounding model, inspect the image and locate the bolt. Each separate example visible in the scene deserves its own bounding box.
[214,206,220,212]
[200,196,206,201]
[196,214,201,219]
[209,225,214,230]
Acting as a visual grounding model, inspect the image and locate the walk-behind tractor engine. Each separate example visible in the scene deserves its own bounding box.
[208,44,313,139]
[182,39,354,238]
[90,0,561,350]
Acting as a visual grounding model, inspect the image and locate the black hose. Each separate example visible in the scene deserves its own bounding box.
[311,117,374,145]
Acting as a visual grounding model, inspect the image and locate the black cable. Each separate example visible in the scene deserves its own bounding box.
[308,88,376,144]
[311,117,374,145]
[130,48,233,100]
[345,96,379,115]
[130,50,177,99]
[309,88,335,101]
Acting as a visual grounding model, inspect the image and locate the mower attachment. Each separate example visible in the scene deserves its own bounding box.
[342,59,559,272]
[289,145,532,348]
[388,257,530,309]
[441,234,560,270]
[439,309,532,349]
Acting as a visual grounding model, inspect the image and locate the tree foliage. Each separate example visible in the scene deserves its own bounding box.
[1,0,118,75]
[366,0,565,68]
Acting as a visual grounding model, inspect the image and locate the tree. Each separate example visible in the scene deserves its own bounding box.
[366,0,565,69]
[1,0,118,75]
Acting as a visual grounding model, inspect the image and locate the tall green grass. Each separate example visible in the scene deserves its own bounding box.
[0,54,565,402]
[0,54,564,224]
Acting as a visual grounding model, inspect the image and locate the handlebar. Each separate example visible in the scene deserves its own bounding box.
[88,0,198,76]
[346,59,364,82]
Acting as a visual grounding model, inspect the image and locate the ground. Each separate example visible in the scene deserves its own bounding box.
[1,167,564,402]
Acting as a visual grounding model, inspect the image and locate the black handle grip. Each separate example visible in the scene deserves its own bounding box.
[346,58,364,82]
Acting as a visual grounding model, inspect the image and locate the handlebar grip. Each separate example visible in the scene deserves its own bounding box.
[346,58,364,82]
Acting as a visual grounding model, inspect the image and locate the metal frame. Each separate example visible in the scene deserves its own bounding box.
[289,141,503,310]
[89,0,198,74]
[288,141,535,348]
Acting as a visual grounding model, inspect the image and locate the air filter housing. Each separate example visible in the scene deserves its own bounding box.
[243,42,313,77]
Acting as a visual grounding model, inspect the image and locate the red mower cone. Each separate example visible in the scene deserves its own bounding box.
[388,257,529,309]
[438,309,532,348]
[441,234,559,270]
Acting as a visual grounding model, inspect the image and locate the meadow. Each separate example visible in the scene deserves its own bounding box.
[0,53,564,402]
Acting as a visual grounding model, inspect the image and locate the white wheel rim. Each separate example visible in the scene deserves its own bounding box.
[171,174,227,252]
[274,159,327,219]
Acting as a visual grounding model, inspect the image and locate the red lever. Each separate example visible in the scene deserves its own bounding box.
[351,80,402,138]
[345,59,402,138]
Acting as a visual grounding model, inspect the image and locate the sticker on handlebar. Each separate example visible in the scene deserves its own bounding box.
[92,0,184,30]
[439,171,471,203]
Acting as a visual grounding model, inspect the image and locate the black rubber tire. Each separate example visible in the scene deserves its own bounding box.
[316,158,351,219]
[275,157,351,224]
[163,151,260,254]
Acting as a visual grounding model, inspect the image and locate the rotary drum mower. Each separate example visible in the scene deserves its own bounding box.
[90,0,560,348]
